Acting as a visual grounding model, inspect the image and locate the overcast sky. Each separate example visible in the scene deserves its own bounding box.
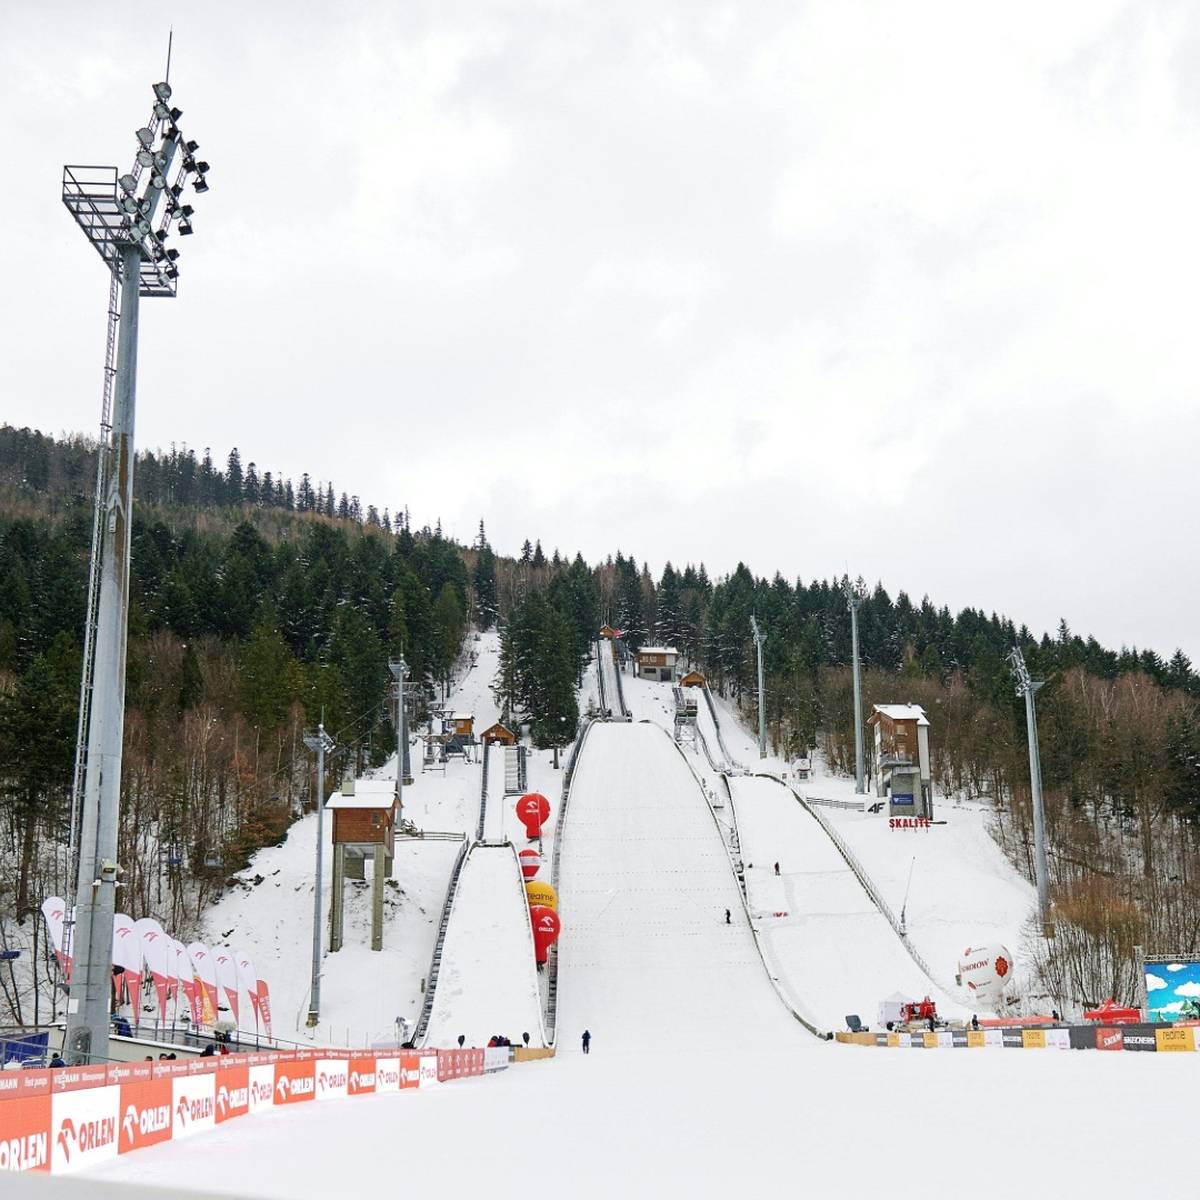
[3,1,1198,661]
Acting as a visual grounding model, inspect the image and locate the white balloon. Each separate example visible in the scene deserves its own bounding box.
[958,944,1015,1002]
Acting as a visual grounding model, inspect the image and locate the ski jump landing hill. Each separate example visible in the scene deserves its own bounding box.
[555,721,806,1050]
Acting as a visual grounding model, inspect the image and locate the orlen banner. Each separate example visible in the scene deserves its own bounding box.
[212,948,241,1027]
[314,1059,348,1101]
[118,1077,173,1155]
[274,1060,316,1106]
[51,1084,120,1173]
[134,917,172,1026]
[248,1064,276,1113]
[40,897,72,982]
[111,914,144,1017]
[348,1057,377,1096]
[0,1097,51,1172]
[186,942,220,1025]
[215,1066,250,1124]
[171,1072,216,1141]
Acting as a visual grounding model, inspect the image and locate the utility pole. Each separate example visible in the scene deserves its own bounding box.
[389,657,412,823]
[304,722,334,1027]
[843,579,866,794]
[62,74,211,1064]
[750,615,767,759]
[1009,646,1052,937]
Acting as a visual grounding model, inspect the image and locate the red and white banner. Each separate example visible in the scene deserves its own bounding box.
[40,898,71,982]
[215,1066,249,1125]
[0,1097,51,1172]
[348,1058,376,1096]
[134,918,171,1027]
[171,1073,216,1141]
[51,1084,120,1173]
[186,942,220,1026]
[248,1065,276,1114]
[314,1059,348,1101]
[235,951,261,1033]
[118,1077,173,1155]
[212,949,241,1028]
[256,980,273,1040]
[111,914,143,1022]
[273,1060,315,1106]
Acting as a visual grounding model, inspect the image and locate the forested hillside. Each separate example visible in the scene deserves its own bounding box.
[2,423,1199,1009]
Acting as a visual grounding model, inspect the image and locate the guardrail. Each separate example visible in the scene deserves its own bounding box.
[702,684,744,770]
[610,645,630,719]
[544,716,597,1047]
[594,641,609,717]
[413,839,471,1045]
[757,772,956,997]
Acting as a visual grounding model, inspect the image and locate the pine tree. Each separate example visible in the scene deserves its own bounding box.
[226,448,244,501]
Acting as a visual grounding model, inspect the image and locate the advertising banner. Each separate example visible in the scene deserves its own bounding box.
[922,1032,938,1049]
[984,1029,1005,1048]
[212,949,241,1027]
[1095,1027,1124,1051]
[187,942,219,1026]
[314,1059,348,1101]
[1021,1029,1047,1049]
[118,1078,173,1155]
[375,1057,401,1093]
[171,1073,216,1141]
[134,917,172,1026]
[51,1084,120,1173]
[1155,1027,1194,1052]
[348,1057,377,1096]
[273,1060,316,1105]
[1,1068,51,1103]
[1144,961,1200,1023]
[1001,1030,1024,1048]
[215,1066,250,1123]
[248,1065,276,1113]
[40,897,71,981]
[0,1096,51,1172]
[401,1054,423,1089]
[966,1030,985,1048]
[1119,1024,1159,1052]
[484,1047,511,1072]
[1046,1028,1070,1050]
[52,1065,108,1094]
[1070,1025,1098,1050]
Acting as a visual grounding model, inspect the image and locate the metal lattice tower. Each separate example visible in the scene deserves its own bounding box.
[1009,645,1052,936]
[843,578,867,793]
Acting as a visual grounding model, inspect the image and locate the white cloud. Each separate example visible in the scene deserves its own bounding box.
[1168,963,1188,972]
[1174,982,1200,997]
[1146,973,1168,991]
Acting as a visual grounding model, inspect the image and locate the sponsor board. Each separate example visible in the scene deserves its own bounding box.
[215,1066,250,1124]
[1096,1027,1124,1051]
[966,1030,986,1048]
[51,1065,108,1094]
[172,1073,216,1140]
[248,1065,276,1113]
[950,1030,969,1048]
[348,1057,377,1096]
[0,1096,51,1172]
[375,1057,401,1093]
[983,1029,1005,1048]
[419,1055,440,1088]
[314,1059,348,1101]
[1119,1024,1159,1052]
[1022,1029,1047,1049]
[1046,1028,1070,1050]
[106,1062,152,1086]
[922,1032,938,1049]
[1001,1030,1024,1048]
[895,1033,911,1049]
[274,1060,316,1105]
[937,1031,953,1049]
[118,1078,173,1154]
[51,1083,120,1173]
[1155,1027,1194,1052]
[483,1047,511,1073]
[888,817,931,829]
[401,1054,422,1089]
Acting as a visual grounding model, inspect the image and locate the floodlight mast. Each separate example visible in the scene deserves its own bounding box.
[61,77,209,1064]
[844,578,867,794]
[1009,645,1052,936]
[304,722,335,1027]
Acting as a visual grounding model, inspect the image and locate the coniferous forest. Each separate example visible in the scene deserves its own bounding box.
[2,423,1199,1011]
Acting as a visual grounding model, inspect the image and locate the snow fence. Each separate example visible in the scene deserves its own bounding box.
[834,1023,1200,1052]
[0,1042,525,1176]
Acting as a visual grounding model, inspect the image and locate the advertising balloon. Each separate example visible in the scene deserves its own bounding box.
[529,905,561,964]
[516,792,551,839]
[519,848,542,880]
[957,944,1015,1003]
[525,880,558,912]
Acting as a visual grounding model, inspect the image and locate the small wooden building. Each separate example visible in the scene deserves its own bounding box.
[680,670,706,688]
[480,721,516,746]
[447,713,474,738]
[868,704,932,809]
[599,624,621,639]
[635,646,679,682]
[327,779,397,952]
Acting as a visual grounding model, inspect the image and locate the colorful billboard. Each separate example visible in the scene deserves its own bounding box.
[1145,961,1200,1022]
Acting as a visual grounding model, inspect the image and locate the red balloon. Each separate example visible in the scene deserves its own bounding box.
[516,792,551,839]
[518,848,541,880]
[529,905,561,964]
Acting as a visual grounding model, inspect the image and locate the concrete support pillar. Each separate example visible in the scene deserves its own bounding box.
[330,844,345,953]
[371,847,386,951]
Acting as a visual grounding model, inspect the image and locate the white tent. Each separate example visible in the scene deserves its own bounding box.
[877,991,913,1028]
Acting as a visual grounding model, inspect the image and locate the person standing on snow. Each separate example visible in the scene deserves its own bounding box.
[724,908,731,924]
[774,862,780,876]
[581,1029,591,1055]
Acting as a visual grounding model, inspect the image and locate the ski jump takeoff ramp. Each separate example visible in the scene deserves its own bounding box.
[556,722,800,1052]
[728,775,962,1029]
[421,842,548,1048]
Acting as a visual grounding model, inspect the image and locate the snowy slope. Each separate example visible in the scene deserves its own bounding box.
[729,774,962,1028]
[596,638,624,717]
[556,721,800,1052]
[421,843,546,1048]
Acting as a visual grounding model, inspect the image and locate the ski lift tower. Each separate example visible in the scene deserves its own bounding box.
[61,63,213,1064]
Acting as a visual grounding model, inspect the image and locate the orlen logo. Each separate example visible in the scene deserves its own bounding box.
[318,1068,347,1093]
[276,1075,314,1101]
[122,1102,170,1148]
[349,1070,374,1091]
[377,1062,399,1088]
[402,1065,421,1086]
[216,1084,247,1116]
[175,1094,215,1127]
[250,1078,274,1104]
[56,1115,116,1165]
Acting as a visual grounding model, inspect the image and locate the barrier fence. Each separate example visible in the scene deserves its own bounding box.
[834,1022,1200,1053]
[0,1042,516,1175]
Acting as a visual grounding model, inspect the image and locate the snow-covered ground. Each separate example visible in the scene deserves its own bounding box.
[730,773,962,1029]
[91,1038,1197,1200]
[556,721,799,1051]
[421,843,546,1048]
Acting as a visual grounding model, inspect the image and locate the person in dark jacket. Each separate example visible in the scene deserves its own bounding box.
[581,1029,591,1055]
[199,1044,216,1057]
[724,908,731,924]
[773,862,780,876]
[48,1053,66,1068]
[971,1014,980,1031]
[457,1034,466,1047]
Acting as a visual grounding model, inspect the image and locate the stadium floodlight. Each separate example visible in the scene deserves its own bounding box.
[60,65,211,1065]
[178,218,193,235]
[1009,646,1052,936]
[193,175,209,194]
[843,577,867,794]
[194,160,209,175]
[185,139,199,153]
